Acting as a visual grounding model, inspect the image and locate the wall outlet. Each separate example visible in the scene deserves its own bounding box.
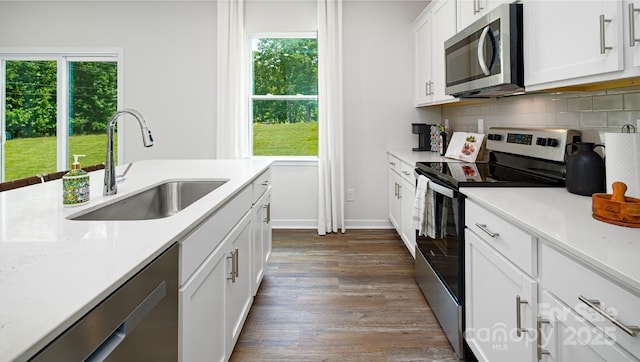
[478,118,484,134]
[346,188,355,202]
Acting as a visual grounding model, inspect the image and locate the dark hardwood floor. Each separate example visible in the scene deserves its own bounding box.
[230,229,457,361]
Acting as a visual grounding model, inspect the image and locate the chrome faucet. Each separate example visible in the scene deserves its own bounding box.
[104,109,154,196]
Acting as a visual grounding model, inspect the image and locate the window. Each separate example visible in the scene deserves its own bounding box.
[250,34,318,157]
[1,51,120,182]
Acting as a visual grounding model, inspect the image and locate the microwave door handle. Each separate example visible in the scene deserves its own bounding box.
[477,25,492,76]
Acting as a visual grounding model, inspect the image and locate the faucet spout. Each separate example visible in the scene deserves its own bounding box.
[104,109,154,196]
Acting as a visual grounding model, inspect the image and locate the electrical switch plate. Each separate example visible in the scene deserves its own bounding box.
[478,119,484,134]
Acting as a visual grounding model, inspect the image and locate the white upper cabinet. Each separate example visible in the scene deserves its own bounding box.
[626,0,640,67]
[523,0,640,90]
[457,0,510,31]
[414,0,458,106]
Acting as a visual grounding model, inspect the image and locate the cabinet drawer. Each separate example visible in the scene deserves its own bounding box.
[465,200,536,276]
[252,168,271,204]
[400,161,415,184]
[179,186,252,285]
[541,243,640,358]
[388,154,401,172]
[540,289,637,362]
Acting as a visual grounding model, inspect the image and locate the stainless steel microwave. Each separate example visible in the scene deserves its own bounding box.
[444,3,524,98]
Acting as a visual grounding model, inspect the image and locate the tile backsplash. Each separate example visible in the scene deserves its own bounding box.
[443,86,640,143]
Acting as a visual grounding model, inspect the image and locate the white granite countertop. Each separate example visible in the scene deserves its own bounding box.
[0,159,272,362]
[462,187,640,293]
[387,148,456,164]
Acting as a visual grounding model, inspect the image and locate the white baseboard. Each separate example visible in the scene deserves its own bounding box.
[272,219,394,230]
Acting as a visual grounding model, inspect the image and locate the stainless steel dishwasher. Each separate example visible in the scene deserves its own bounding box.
[30,244,178,361]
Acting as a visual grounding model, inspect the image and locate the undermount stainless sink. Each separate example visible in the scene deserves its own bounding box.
[69,180,228,221]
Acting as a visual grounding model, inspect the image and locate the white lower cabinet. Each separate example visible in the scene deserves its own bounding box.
[224,214,253,360]
[179,238,227,362]
[539,290,637,362]
[387,153,417,258]
[251,190,271,296]
[178,168,272,362]
[465,198,640,362]
[465,229,537,362]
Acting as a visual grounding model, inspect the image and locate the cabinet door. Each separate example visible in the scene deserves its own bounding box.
[539,290,638,362]
[625,0,640,67]
[225,213,253,359]
[415,11,433,105]
[252,197,265,296]
[465,230,537,362]
[524,0,624,87]
[262,193,272,267]
[431,0,457,104]
[457,0,508,31]
[179,246,226,362]
[252,191,272,297]
[388,169,402,231]
[400,176,417,258]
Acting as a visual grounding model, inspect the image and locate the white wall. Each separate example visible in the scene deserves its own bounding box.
[0,0,437,229]
[0,1,217,162]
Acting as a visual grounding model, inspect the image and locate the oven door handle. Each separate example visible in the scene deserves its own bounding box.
[415,172,455,198]
[429,179,455,198]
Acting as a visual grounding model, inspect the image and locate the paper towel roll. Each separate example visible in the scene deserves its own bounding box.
[605,133,640,197]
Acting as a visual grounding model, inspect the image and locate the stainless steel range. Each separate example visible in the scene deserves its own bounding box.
[413,127,581,360]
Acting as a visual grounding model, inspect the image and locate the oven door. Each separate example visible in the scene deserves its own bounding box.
[414,174,466,359]
[416,178,464,302]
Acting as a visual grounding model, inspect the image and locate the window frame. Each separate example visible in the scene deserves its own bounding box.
[0,48,123,182]
[247,33,319,161]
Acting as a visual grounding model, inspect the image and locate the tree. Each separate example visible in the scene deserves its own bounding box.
[252,38,318,124]
[4,60,117,138]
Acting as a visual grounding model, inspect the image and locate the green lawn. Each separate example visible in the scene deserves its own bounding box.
[4,134,113,181]
[4,122,313,181]
[253,121,318,156]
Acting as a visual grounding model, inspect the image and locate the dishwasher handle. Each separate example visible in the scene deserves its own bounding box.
[85,280,167,361]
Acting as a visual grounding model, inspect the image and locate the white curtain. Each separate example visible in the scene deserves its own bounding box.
[216,0,248,159]
[317,0,345,235]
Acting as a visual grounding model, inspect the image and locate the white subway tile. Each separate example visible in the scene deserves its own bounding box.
[557,112,580,127]
[580,112,607,127]
[606,111,640,127]
[592,95,623,111]
[568,97,593,112]
[623,93,640,110]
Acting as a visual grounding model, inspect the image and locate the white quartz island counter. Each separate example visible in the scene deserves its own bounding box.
[461,187,640,293]
[0,159,272,362]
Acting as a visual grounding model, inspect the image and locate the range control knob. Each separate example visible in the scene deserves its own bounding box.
[536,137,547,146]
[547,138,559,147]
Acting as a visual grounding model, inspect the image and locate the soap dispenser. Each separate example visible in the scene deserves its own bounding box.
[63,154,90,206]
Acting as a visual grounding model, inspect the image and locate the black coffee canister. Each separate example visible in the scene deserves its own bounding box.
[565,142,605,196]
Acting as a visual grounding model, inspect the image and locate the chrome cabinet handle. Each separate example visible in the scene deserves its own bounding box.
[234,248,239,279]
[630,3,640,46]
[227,250,237,283]
[578,295,640,337]
[263,203,271,224]
[516,295,528,337]
[389,161,396,166]
[473,0,483,14]
[402,171,411,176]
[475,223,499,238]
[261,180,271,186]
[537,315,550,360]
[600,14,613,54]
[477,26,492,76]
[425,81,429,96]
[397,184,402,199]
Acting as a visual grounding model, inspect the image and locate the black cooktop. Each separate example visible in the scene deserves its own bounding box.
[415,152,567,189]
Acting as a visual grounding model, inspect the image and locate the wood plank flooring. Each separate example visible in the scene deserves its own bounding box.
[230,229,457,361]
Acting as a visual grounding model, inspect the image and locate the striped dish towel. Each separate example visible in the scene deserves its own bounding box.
[413,175,435,237]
